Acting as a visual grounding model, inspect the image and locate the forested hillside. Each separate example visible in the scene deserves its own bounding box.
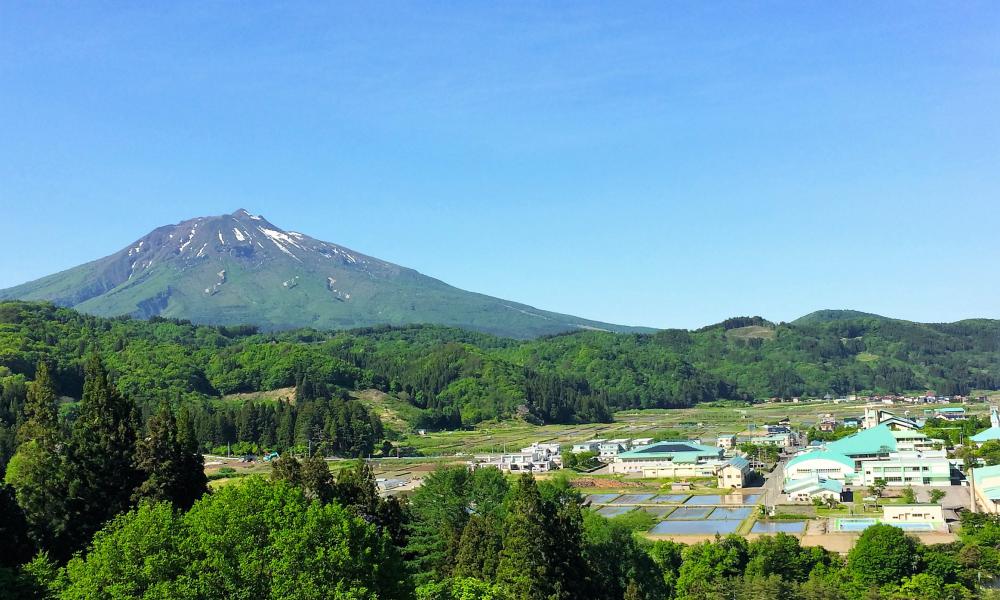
[1,301,999,467]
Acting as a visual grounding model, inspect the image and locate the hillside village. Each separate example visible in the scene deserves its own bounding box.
[460,395,1000,550]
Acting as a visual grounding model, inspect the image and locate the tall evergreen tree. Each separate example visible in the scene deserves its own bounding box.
[17,360,59,446]
[133,400,208,510]
[495,474,552,600]
[454,514,502,581]
[4,360,70,555]
[405,466,471,585]
[64,354,142,552]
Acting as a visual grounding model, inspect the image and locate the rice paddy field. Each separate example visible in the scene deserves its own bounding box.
[399,399,991,457]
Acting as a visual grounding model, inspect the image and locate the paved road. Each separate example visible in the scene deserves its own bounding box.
[760,456,788,506]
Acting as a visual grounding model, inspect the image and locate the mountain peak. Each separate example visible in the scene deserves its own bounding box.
[0,211,653,338]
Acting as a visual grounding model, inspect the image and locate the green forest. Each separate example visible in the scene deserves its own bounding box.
[1,301,999,471]
[2,301,1000,597]
[2,355,999,599]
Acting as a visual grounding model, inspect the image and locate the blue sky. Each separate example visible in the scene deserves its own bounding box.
[1,2,998,329]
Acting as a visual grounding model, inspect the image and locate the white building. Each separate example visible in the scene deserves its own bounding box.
[716,434,737,450]
[609,441,725,477]
[785,476,844,503]
[599,439,631,458]
[572,439,605,453]
[882,504,944,523]
[474,449,560,473]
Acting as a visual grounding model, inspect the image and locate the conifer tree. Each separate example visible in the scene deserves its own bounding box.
[496,474,551,600]
[454,514,502,581]
[17,360,60,446]
[4,361,70,554]
[133,400,208,510]
[64,354,142,552]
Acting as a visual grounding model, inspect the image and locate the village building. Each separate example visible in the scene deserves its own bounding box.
[784,476,844,503]
[933,407,968,421]
[785,423,955,493]
[882,504,945,523]
[972,465,1000,513]
[971,407,1000,447]
[609,441,724,477]
[599,438,631,458]
[716,433,737,450]
[571,439,605,453]
[717,456,751,489]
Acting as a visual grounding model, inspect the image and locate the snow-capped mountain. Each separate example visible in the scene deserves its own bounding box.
[0,210,650,338]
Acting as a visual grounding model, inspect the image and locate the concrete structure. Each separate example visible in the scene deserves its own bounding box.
[631,437,654,447]
[786,451,857,483]
[474,448,560,473]
[717,456,751,489]
[972,465,1000,514]
[892,430,942,452]
[859,453,952,487]
[785,424,955,490]
[785,476,844,502]
[609,441,724,477]
[571,439,604,453]
[520,442,561,455]
[882,504,944,523]
[599,438,631,458]
[716,434,737,450]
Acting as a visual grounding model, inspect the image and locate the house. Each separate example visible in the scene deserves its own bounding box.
[784,476,844,503]
[572,439,605,454]
[843,417,861,428]
[862,406,920,431]
[753,432,795,448]
[716,434,737,450]
[631,438,654,448]
[934,407,967,421]
[817,419,838,433]
[520,442,561,456]
[609,441,724,477]
[717,456,751,489]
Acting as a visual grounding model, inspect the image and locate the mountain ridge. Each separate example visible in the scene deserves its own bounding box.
[0,209,653,338]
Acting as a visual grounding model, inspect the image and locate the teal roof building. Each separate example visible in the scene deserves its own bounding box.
[615,441,722,464]
[971,427,1000,445]
[824,424,897,457]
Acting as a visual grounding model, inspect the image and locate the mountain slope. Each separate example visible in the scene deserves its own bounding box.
[0,210,651,338]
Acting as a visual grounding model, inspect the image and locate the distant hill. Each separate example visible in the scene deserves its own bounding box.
[793,309,889,324]
[0,209,652,339]
[1,302,997,431]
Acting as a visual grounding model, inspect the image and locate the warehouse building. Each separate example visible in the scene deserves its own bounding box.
[609,441,724,477]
